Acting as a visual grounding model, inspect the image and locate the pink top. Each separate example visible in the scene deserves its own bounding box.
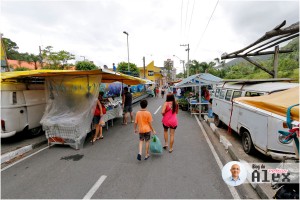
[162,102,178,127]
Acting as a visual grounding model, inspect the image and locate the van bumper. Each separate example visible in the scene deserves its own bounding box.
[1,130,17,138]
[268,151,297,161]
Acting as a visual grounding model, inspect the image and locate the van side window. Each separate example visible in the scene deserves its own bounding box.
[232,91,242,99]
[219,89,226,99]
[245,91,264,97]
[215,88,220,98]
[12,92,17,104]
[225,90,233,101]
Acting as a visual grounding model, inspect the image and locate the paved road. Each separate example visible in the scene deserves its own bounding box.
[1,96,258,199]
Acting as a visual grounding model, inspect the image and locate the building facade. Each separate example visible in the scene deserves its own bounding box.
[139,61,166,86]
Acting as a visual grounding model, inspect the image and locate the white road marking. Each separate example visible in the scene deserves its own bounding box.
[154,105,161,115]
[195,116,241,199]
[1,145,50,172]
[83,175,107,200]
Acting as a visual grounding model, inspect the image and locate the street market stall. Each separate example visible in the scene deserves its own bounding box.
[1,69,146,149]
[174,73,222,117]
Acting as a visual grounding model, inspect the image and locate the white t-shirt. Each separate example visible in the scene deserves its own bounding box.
[176,88,181,96]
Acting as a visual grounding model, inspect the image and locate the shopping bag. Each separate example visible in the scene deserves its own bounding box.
[150,135,163,154]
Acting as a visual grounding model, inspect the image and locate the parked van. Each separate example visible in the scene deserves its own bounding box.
[212,80,298,160]
[1,82,46,138]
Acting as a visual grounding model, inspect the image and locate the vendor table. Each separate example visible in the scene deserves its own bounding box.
[101,104,123,130]
[188,99,209,115]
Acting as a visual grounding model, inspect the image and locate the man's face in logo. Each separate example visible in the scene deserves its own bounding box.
[230,164,240,178]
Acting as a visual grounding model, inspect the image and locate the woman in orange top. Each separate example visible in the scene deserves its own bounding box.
[134,99,156,160]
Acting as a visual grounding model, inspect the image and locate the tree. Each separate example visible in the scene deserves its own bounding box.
[75,61,98,70]
[41,46,75,69]
[176,72,184,78]
[117,62,139,76]
[3,38,20,60]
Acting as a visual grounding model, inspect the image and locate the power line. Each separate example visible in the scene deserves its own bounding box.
[184,0,190,39]
[187,0,196,42]
[194,0,219,52]
[180,0,184,41]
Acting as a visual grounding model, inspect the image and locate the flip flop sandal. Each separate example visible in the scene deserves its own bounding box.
[163,145,168,149]
[169,149,173,153]
[97,136,104,140]
[144,155,150,160]
[90,138,96,144]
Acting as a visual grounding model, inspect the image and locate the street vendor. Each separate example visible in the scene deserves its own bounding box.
[201,86,210,101]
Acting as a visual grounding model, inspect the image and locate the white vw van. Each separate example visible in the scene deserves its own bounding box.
[1,82,46,138]
[212,80,298,160]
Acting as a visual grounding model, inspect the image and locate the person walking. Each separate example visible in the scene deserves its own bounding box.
[134,99,156,160]
[91,92,104,143]
[161,93,178,153]
[122,87,133,125]
[155,87,159,98]
[161,86,165,99]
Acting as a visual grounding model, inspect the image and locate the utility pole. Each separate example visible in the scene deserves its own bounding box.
[180,44,190,77]
[123,31,130,73]
[39,46,43,68]
[180,60,185,77]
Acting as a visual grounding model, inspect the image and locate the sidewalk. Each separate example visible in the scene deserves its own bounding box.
[202,116,275,199]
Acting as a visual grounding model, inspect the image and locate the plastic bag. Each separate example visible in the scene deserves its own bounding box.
[150,135,163,154]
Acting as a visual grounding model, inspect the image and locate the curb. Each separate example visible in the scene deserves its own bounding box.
[202,116,273,199]
[1,139,47,164]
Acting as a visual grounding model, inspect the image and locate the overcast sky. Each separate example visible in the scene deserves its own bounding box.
[1,0,299,73]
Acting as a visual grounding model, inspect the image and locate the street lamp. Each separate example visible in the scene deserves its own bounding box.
[173,55,185,78]
[123,31,130,72]
[80,56,86,61]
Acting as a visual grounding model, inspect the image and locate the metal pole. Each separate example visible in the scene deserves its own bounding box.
[187,44,190,77]
[181,60,185,77]
[180,44,190,77]
[123,31,130,73]
[126,34,130,72]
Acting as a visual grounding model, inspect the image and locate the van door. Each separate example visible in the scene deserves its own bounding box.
[1,90,27,134]
[23,90,46,129]
[230,91,242,132]
[219,89,233,126]
[239,108,268,152]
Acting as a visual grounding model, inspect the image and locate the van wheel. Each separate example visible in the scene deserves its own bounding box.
[214,114,223,127]
[28,127,43,138]
[242,130,255,154]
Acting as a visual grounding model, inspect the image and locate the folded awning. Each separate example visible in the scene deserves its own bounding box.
[234,86,299,121]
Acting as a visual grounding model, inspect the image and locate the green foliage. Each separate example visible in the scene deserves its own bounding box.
[177,98,188,106]
[14,67,30,71]
[205,38,299,80]
[41,46,75,69]
[176,72,184,78]
[117,62,139,76]
[3,38,19,60]
[75,61,98,70]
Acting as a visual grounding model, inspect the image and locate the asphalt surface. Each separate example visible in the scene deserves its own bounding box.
[1,96,260,199]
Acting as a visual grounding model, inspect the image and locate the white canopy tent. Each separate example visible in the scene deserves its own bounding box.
[174,73,222,88]
[174,73,222,118]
